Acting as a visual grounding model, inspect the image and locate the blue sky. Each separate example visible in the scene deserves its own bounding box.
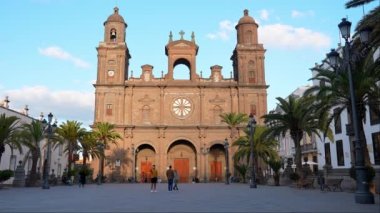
[0,0,378,127]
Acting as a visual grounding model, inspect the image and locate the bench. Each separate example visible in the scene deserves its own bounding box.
[323,178,343,191]
[297,178,315,189]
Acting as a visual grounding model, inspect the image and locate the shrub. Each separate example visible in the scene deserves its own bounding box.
[0,170,14,183]
[349,166,376,182]
[289,172,300,182]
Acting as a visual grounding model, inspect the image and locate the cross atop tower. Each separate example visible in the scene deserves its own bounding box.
[179,30,185,40]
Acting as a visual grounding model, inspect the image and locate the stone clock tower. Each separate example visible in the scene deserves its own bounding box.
[93,8,268,184]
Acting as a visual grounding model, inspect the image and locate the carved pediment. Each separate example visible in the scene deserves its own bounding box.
[138,95,155,104]
[209,95,225,104]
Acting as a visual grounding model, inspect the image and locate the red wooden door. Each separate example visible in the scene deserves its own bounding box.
[174,158,189,183]
[210,161,222,182]
[140,162,152,183]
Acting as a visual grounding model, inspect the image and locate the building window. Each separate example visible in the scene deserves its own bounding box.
[106,104,113,116]
[336,140,345,166]
[110,28,117,41]
[250,104,257,116]
[9,155,17,171]
[372,132,380,165]
[369,99,380,125]
[248,61,256,83]
[333,108,342,134]
[324,143,331,166]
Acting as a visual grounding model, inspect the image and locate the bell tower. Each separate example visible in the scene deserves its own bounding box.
[231,9,266,85]
[164,31,200,81]
[96,7,131,85]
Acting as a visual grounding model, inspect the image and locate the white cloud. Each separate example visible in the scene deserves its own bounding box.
[291,10,314,18]
[260,9,269,21]
[206,20,235,41]
[1,86,94,127]
[38,46,91,69]
[258,24,331,50]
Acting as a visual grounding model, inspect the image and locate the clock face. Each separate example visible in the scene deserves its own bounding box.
[108,70,115,77]
[172,97,192,119]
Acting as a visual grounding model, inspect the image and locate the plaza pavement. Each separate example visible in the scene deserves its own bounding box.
[0,183,379,212]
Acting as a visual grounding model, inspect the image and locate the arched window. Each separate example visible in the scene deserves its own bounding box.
[110,28,117,42]
[245,30,253,44]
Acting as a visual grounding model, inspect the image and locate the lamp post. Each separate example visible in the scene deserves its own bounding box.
[41,112,57,189]
[326,18,374,204]
[247,113,257,188]
[97,142,105,185]
[224,138,230,185]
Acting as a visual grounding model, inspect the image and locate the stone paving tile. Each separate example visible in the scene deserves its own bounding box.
[0,183,379,212]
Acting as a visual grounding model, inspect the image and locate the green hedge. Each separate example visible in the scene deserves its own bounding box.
[0,170,14,182]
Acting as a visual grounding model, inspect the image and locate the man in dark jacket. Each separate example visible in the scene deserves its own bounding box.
[166,165,175,191]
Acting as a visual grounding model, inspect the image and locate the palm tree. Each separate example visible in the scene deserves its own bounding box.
[307,48,380,165]
[345,1,380,49]
[262,95,329,179]
[220,112,249,138]
[17,121,45,186]
[92,122,122,181]
[0,114,21,164]
[78,131,102,167]
[56,120,86,174]
[234,163,248,183]
[232,126,278,182]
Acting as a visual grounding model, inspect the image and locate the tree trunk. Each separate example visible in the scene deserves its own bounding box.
[82,152,87,167]
[292,131,303,180]
[358,106,371,166]
[67,143,72,174]
[27,150,39,187]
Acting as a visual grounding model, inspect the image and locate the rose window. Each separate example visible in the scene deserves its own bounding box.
[172,98,192,118]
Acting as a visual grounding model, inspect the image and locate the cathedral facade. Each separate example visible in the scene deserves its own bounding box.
[92,7,268,183]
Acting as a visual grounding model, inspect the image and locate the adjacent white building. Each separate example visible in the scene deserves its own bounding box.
[0,97,68,185]
[271,85,319,174]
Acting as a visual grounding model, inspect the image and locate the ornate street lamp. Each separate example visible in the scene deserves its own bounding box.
[247,113,257,188]
[41,112,57,189]
[201,144,209,183]
[326,18,374,204]
[224,138,230,185]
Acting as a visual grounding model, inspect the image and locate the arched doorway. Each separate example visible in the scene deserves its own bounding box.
[167,140,197,182]
[209,143,227,182]
[135,144,156,183]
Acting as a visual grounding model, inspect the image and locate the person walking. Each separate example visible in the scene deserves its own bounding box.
[173,170,179,191]
[79,168,86,188]
[166,165,174,191]
[150,165,158,192]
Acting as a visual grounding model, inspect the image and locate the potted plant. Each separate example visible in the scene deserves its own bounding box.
[0,170,14,187]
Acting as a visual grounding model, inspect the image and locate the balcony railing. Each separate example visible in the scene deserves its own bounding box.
[300,143,317,153]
